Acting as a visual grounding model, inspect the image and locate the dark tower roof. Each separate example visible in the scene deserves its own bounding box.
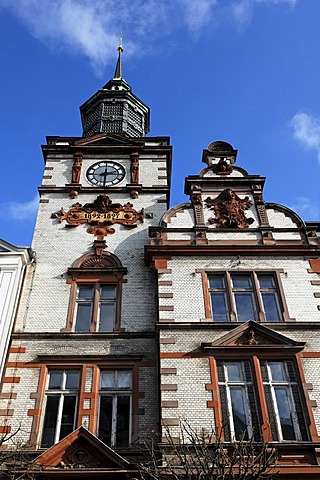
[80,43,150,138]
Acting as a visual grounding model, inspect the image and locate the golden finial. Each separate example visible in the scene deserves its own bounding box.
[117,33,124,53]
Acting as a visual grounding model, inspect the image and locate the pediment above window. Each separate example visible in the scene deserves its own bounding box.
[68,252,127,278]
[201,320,305,353]
[34,426,131,470]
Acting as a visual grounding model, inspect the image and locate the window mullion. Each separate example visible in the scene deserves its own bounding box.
[225,272,236,321]
[252,273,265,321]
[91,283,100,332]
[111,394,117,447]
[55,394,64,444]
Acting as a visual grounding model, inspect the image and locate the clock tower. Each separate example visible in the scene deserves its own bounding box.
[2,46,171,454]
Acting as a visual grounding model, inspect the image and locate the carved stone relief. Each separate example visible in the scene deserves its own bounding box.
[205,189,254,229]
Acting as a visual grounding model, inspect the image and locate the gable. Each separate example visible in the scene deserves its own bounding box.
[34,427,131,470]
[74,133,145,147]
[201,321,305,352]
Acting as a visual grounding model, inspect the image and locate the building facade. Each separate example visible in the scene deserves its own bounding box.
[0,239,31,383]
[1,49,320,479]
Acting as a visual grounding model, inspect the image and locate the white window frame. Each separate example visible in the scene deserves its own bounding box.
[264,361,302,441]
[41,370,79,447]
[98,369,132,448]
[219,361,253,441]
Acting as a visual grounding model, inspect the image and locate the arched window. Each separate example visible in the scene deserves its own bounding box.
[64,252,127,333]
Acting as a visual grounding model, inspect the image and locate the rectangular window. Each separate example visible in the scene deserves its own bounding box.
[75,283,117,332]
[217,360,259,441]
[260,360,308,441]
[208,272,283,322]
[98,369,132,448]
[216,358,308,443]
[41,369,80,448]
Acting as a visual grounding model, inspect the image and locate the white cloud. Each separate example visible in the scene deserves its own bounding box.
[0,0,298,73]
[290,196,319,220]
[291,112,320,163]
[231,0,296,28]
[255,0,296,5]
[6,196,39,221]
[177,0,217,34]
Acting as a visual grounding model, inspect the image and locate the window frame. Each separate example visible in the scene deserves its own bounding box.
[40,369,81,448]
[202,269,293,322]
[74,282,119,332]
[65,274,126,333]
[63,252,127,333]
[97,369,133,448]
[208,353,310,443]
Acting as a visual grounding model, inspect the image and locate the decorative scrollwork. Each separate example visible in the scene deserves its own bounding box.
[205,189,254,229]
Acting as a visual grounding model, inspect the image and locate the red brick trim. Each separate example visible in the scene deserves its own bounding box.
[159,306,174,311]
[162,418,179,426]
[160,384,177,391]
[9,347,26,354]
[2,377,20,383]
[309,258,320,273]
[158,280,173,286]
[159,293,173,298]
[0,393,17,399]
[0,426,11,433]
[27,409,41,416]
[0,409,13,416]
[160,368,177,375]
[161,401,178,408]
[159,337,176,344]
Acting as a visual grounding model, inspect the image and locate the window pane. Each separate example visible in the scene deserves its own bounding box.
[41,396,60,447]
[274,388,296,440]
[269,362,286,382]
[100,371,114,390]
[209,275,224,289]
[230,387,250,440]
[99,304,115,332]
[48,371,63,390]
[232,275,252,289]
[98,396,113,445]
[117,371,132,389]
[59,396,77,441]
[78,286,94,299]
[226,363,242,382]
[262,293,281,322]
[116,395,130,447]
[100,286,117,299]
[75,304,92,332]
[210,293,229,322]
[258,275,275,288]
[66,371,80,390]
[234,293,256,322]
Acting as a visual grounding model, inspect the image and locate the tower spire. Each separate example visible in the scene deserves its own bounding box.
[114,34,123,79]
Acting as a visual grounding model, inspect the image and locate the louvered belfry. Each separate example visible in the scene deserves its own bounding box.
[80,46,150,138]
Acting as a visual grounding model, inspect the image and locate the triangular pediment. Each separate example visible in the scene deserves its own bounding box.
[74,133,144,147]
[34,427,131,470]
[201,321,305,350]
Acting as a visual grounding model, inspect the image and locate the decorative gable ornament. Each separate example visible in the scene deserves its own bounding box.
[52,194,144,228]
[34,426,132,471]
[205,188,254,229]
[201,320,305,353]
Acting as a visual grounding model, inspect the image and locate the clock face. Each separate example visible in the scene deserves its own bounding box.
[86,161,125,187]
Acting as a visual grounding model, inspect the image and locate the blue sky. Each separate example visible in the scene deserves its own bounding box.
[0,0,319,246]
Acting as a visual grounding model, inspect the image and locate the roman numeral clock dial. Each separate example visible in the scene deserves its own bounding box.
[86,161,125,187]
